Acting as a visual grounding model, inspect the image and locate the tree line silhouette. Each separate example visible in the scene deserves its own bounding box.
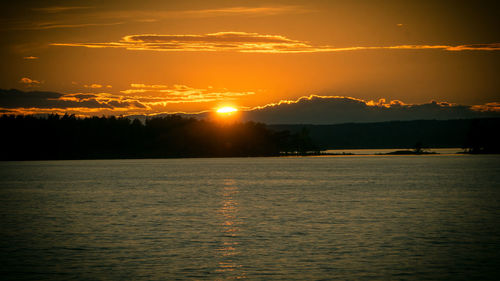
[0,114,317,160]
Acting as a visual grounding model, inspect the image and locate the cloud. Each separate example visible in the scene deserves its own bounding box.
[82,5,307,22]
[32,6,93,13]
[130,83,169,89]
[19,21,124,30]
[238,95,500,124]
[0,89,146,111]
[445,43,500,51]
[120,84,255,104]
[23,56,39,60]
[19,77,41,87]
[83,84,112,89]
[52,32,500,53]
[52,32,311,53]
[84,84,103,89]
[95,5,309,21]
[9,5,306,31]
[0,85,254,116]
[3,89,498,121]
[172,6,308,17]
[471,102,500,112]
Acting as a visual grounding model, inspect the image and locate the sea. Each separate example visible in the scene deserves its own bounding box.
[1,154,499,280]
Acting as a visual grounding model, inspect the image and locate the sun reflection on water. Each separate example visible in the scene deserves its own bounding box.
[216,179,246,279]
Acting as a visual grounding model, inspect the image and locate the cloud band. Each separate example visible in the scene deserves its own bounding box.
[51,32,500,53]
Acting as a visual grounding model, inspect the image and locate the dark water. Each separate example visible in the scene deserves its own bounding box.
[1,155,499,280]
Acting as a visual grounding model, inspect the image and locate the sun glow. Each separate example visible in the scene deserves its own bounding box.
[217,106,238,114]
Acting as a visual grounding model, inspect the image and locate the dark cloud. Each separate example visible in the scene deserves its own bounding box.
[238,96,500,124]
[2,90,499,123]
[69,94,99,99]
[0,89,107,108]
[0,89,142,109]
[107,100,147,109]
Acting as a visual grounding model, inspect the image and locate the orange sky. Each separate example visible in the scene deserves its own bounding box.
[1,0,499,116]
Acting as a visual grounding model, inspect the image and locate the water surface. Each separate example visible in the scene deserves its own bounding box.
[1,155,499,280]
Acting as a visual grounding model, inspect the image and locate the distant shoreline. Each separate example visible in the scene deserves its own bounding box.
[4,150,499,162]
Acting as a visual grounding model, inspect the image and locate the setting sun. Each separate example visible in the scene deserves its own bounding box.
[217,106,238,114]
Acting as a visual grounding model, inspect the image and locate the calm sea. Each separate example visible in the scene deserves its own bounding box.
[1,155,499,280]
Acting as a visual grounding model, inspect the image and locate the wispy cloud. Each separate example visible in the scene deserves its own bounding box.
[173,6,308,17]
[32,6,93,13]
[18,21,123,30]
[8,5,306,31]
[121,84,255,104]
[23,56,39,60]
[444,44,500,51]
[52,32,500,53]
[95,5,309,21]
[130,83,169,89]
[52,32,308,52]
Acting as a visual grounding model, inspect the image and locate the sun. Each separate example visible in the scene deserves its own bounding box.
[217,106,238,114]
[214,106,239,123]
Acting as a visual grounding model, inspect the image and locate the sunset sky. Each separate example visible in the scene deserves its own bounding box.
[1,0,499,117]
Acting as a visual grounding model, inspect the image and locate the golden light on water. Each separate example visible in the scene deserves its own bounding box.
[217,106,238,114]
[215,179,245,278]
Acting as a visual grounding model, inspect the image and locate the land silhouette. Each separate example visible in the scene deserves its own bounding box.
[270,118,500,153]
[0,114,315,160]
[0,115,498,160]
